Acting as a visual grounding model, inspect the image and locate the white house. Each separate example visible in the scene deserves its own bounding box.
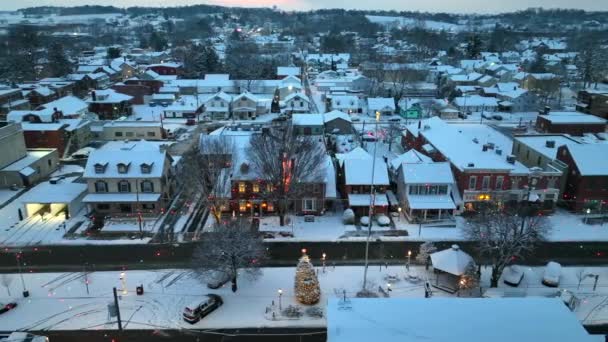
[453,95,498,113]
[204,91,232,120]
[367,97,395,117]
[283,92,310,114]
[231,92,260,120]
[330,95,360,114]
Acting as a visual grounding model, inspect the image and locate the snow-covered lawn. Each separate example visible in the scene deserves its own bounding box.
[0,264,606,331]
[256,208,607,242]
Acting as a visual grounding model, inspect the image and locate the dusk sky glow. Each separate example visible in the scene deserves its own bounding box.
[2,0,608,13]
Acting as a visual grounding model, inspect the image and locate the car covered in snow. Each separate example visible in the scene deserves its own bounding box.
[0,332,48,342]
[542,261,561,287]
[183,294,223,323]
[503,265,524,287]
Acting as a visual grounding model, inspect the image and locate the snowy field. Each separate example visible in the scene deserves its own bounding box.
[0,264,607,331]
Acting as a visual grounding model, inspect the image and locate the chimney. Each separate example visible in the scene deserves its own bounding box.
[482,144,488,152]
[92,91,97,101]
[546,140,556,148]
[506,155,516,164]
[495,149,502,155]
[467,162,475,167]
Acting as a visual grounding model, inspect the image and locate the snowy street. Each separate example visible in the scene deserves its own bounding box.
[1,264,608,332]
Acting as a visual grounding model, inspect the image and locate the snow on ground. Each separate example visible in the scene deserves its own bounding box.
[257,209,608,242]
[0,264,606,331]
[0,189,23,208]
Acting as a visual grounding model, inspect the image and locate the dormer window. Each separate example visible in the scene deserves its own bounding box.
[140,163,152,174]
[94,163,107,174]
[117,163,130,174]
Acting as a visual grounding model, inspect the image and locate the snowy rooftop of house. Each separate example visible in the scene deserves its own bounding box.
[389,149,432,170]
[19,177,86,204]
[367,97,395,111]
[103,121,162,128]
[277,66,301,77]
[348,193,388,207]
[205,91,232,103]
[284,92,310,103]
[451,73,484,83]
[327,298,598,342]
[2,149,55,173]
[331,95,359,109]
[565,144,608,176]
[540,112,606,125]
[514,135,582,160]
[324,155,337,199]
[453,95,498,107]
[335,147,371,167]
[344,158,389,186]
[401,162,454,184]
[406,117,529,172]
[324,110,352,123]
[87,89,133,103]
[84,140,170,179]
[292,114,323,126]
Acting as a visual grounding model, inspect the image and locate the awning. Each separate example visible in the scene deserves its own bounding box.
[348,193,389,207]
[83,193,161,203]
[406,194,456,210]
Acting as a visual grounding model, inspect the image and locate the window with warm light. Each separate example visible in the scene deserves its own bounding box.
[239,201,247,212]
[252,183,260,193]
[239,182,246,193]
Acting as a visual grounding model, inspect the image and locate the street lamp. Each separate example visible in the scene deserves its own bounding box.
[397,207,402,222]
[16,252,28,298]
[277,288,283,310]
[322,253,326,273]
[407,250,412,271]
[387,283,392,292]
[585,208,591,224]
[120,272,127,295]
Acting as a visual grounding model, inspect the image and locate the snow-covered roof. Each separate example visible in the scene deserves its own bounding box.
[87,89,133,103]
[205,91,232,103]
[84,140,170,179]
[20,177,86,204]
[331,95,359,109]
[232,92,259,103]
[335,147,371,167]
[514,135,581,160]
[324,110,352,123]
[430,244,473,275]
[540,112,606,125]
[401,162,454,184]
[83,193,160,203]
[292,113,323,126]
[449,72,483,82]
[348,193,389,207]
[389,149,432,170]
[453,95,498,107]
[277,66,301,77]
[367,97,395,111]
[344,158,389,186]
[406,117,528,172]
[406,194,456,210]
[284,92,309,103]
[565,144,608,176]
[2,150,55,172]
[327,297,598,342]
[324,155,337,199]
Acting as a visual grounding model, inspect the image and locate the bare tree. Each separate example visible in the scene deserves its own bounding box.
[180,135,235,225]
[247,122,326,226]
[0,274,13,296]
[415,241,437,270]
[532,77,561,107]
[576,38,608,89]
[191,218,266,292]
[463,203,549,288]
[384,121,402,152]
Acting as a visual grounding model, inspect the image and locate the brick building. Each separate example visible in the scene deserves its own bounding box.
[535,111,606,136]
[556,144,608,212]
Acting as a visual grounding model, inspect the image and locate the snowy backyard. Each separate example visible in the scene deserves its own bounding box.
[0,264,607,331]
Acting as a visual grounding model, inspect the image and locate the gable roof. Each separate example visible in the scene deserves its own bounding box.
[564,144,608,176]
[84,140,170,179]
[344,158,389,186]
[324,110,352,123]
[367,97,395,111]
[401,162,455,184]
[389,149,432,170]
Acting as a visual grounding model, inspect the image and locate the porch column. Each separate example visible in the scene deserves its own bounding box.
[423,210,427,221]
[438,209,442,220]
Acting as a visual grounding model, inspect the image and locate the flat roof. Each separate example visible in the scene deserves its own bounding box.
[20,177,86,204]
[327,298,598,342]
[541,112,607,124]
[514,135,582,160]
[2,149,55,172]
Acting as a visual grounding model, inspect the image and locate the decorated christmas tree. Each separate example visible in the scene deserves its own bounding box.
[294,250,321,305]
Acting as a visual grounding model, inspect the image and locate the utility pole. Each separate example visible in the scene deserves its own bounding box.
[362,118,379,291]
[16,251,28,297]
[136,178,143,239]
[113,287,123,331]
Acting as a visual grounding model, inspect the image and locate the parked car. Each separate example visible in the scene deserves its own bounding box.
[482,113,493,120]
[0,302,17,314]
[388,116,401,122]
[149,102,157,107]
[186,118,196,126]
[206,272,231,290]
[503,265,524,287]
[542,261,561,287]
[183,294,223,323]
[492,114,503,121]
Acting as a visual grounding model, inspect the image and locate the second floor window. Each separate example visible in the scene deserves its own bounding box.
[252,183,260,193]
[118,180,130,193]
[496,176,504,190]
[239,182,246,193]
[141,181,154,193]
[95,181,108,193]
[469,176,477,190]
[482,176,490,190]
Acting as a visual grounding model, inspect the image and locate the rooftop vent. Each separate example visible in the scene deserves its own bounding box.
[467,162,475,167]
[546,140,556,148]
[506,155,516,164]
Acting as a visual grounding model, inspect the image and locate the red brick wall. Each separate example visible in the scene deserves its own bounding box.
[23,129,66,155]
[557,145,608,210]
